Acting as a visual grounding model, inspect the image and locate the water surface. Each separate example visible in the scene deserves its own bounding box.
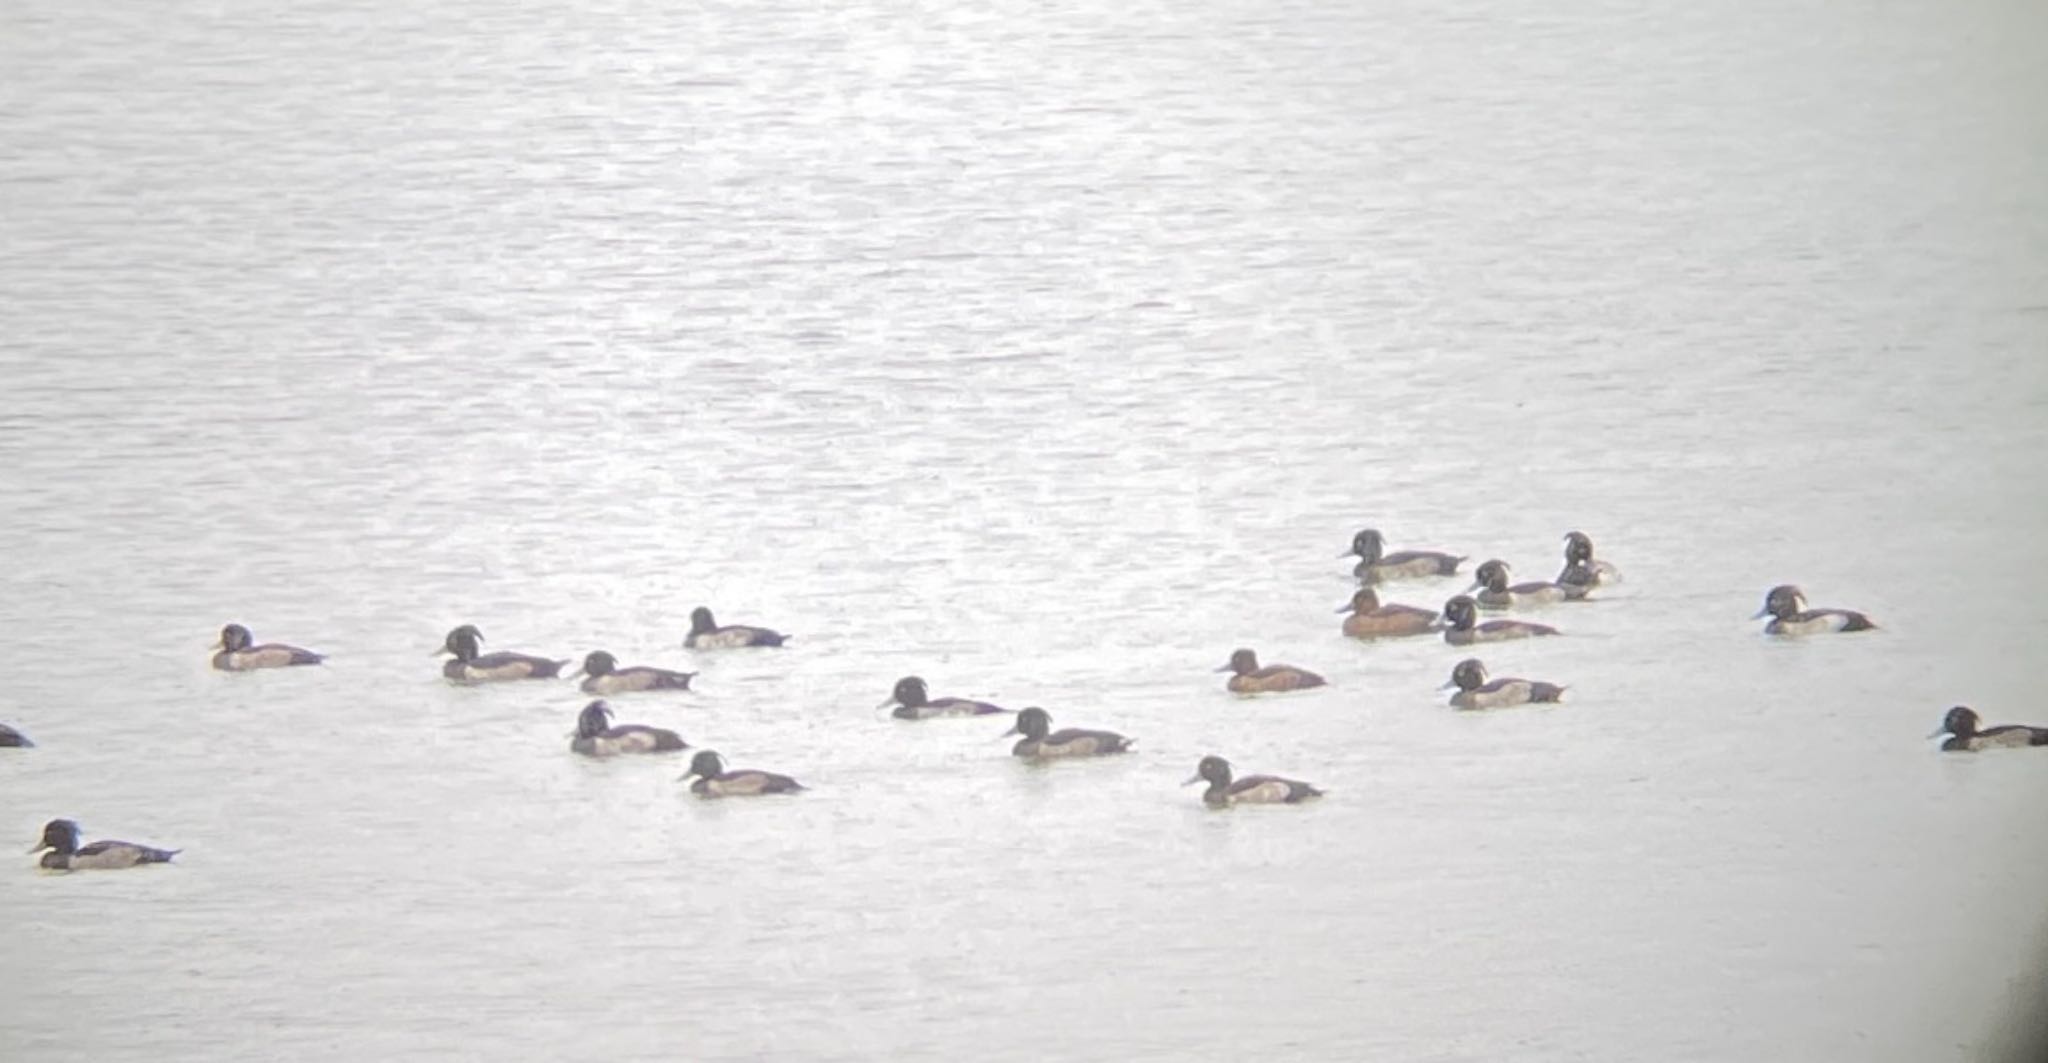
[4,1,2047,1059]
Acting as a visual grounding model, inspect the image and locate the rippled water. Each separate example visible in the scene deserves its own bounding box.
[5,1,2047,1059]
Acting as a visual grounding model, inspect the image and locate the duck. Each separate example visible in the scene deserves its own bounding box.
[677,750,805,798]
[568,700,688,757]
[436,625,568,683]
[29,819,179,871]
[574,651,696,695]
[211,623,324,671]
[1182,755,1323,807]
[1752,585,1876,636]
[0,724,30,748]
[1469,559,1585,609]
[1003,707,1134,758]
[1441,595,1560,645]
[1335,587,1438,639]
[878,676,1009,720]
[684,606,790,649]
[1441,658,1565,710]
[1928,706,2048,752]
[1217,648,1327,694]
[1342,528,1465,584]
[1555,531,1621,589]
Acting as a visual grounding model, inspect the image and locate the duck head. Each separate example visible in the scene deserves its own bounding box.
[1753,585,1805,620]
[1930,705,1980,740]
[216,624,254,652]
[1336,588,1382,614]
[1343,528,1385,563]
[28,818,79,856]
[1441,658,1487,692]
[578,651,618,678]
[1182,755,1233,787]
[882,675,929,710]
[438,625,484,661]
[1217,648,1259,675]
[575,700,615,740]
[678,749,726,783]
[1005,707,1053,740]
[1441,596,1479,631]
[1470,560,1511,594]
[1563,532,1595,564]
[688,607,717,635]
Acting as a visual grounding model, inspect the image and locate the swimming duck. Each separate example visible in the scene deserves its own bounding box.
[436,625,568,683]
[677,750,805,798]
[1441,596,1560,645]
[879,676,1009,720]
[684,606,789,649]
[1343,528,1465,584]
[1469,560,1585,609]
[1182,755,1323,807]
[574,651,696,695]
[1441,658,1565,710]
[1217,648,1327,694]
[1752,585,1876,636]
[1003,707,1134,758]
[29,819,179,871]
[1928,706,2048,752]
[1336,587,1438,639]
[211,623,324,671]
[0,724,30,748]
[569,700,688,757]
[1556,531,1621,589]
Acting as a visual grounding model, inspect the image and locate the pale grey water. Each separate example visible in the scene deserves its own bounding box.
[4,0,2047,1059]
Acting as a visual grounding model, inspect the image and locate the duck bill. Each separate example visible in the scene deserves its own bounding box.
[1333,603,1353,613]
[1438,679,1460,691]
[1749,607,1770,619]
[1212,664,1234,673]
[675,772,700,783]
[875,698,900,711]
[1925,727,1951,740]
[1180,774,1203,786]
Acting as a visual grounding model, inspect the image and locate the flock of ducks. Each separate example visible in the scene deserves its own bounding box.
[9,529,2043,870]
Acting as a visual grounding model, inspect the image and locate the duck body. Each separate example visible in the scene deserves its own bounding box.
[1441,596,1559,645]
[684,606,788,649]
[679,750,804,798]
[1471,560,1585,610]
[1005,707,1133,758]
[1932,706,2048,752]
[1345,529,1464,584]
[1754,585,1875,636]
[880,676,1009,720]
[569,700,687,757]
[1336,588,1438,639]
[576,651,695,695]
[1556,559,1619,591]
[438,626,567,683]
[0,724,31,748]
[1184,756,1322,807]
[30,819,178,871]
[1218,648,1326,694]
[211,623,323,671]
[1443,658,1565,710]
